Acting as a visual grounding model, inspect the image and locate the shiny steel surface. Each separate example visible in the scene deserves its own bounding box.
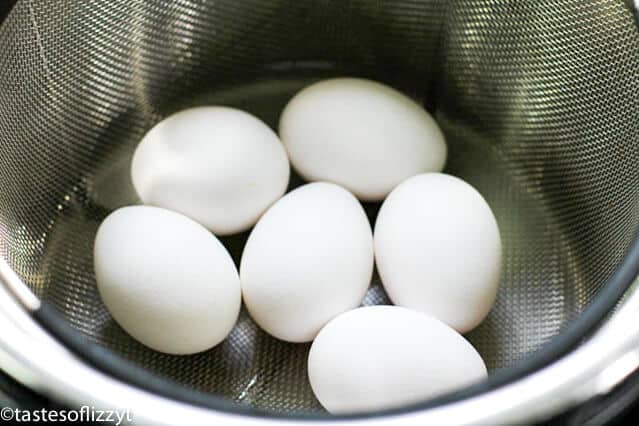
[0,0,638,417]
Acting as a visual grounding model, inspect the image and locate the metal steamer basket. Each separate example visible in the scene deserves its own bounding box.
[1,1,639,424]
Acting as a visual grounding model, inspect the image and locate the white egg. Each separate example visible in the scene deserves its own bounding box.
[131,106,290,236]
[279,78,446,201]
[94,206,241,355]
[240,182,374,342]
[374,173,502,333]
[308,306,487,414]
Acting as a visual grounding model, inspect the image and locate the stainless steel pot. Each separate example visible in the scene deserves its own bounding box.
[1,0,639,424]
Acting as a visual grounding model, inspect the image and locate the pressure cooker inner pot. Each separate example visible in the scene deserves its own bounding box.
[1,0,639,415]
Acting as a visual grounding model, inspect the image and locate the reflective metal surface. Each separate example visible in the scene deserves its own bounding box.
[2,266,639,425]
[0,0,638,417]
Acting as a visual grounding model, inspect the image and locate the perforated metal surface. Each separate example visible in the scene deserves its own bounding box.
[1,0,639,415]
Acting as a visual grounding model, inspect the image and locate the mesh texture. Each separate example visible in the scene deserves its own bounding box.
[0,0,638,415]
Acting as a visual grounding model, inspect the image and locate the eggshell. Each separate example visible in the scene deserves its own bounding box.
[374,173,502,333]
[279,78,446,201]
[240,182,374,342]
[94,205,241,355]
[131,106,290,235]
[308,305,487,414]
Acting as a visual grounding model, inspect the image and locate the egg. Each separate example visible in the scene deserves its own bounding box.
[94,206,241,355]
[308,306,487,414]
[240,182,374,342]
[374,173,502,333]
[279,78,446,201]
[131,106,290,236]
